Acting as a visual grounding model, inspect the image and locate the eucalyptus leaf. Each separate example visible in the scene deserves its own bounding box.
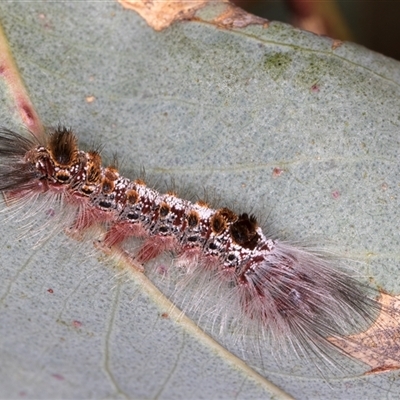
[0,1,399,399]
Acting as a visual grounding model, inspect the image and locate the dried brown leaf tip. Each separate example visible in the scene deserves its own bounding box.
[118,0,209,31]
[212,3,268,29]
[118,0,267,31]
[330,293,400,372]
[331,39,343,50]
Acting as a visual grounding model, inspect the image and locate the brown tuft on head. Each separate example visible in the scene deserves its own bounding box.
[126,189,139,204]
[47,126,79,167]
[187,210,200,228]
[229,213,260,250]
[159,202,170,217]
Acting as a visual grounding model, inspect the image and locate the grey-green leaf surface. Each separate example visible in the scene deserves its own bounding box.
[0,2,399,399]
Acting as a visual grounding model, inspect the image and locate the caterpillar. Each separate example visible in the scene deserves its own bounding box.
[0,125,381,373]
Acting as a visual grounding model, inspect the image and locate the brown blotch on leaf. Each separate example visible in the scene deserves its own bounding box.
[212,3,268,29]
[119,0,268,31]
[0,24,44,136]
[48,127,79,167]
[118,0,209,31]
[159,202,170,217]
[272,167,284,178]
[21,104,35,125]
[332,39,343,50]
[126,189,139,204]
[187,210,200,228]
[367,365,400,374]
[330,293,400,371]
[229,213,260,250]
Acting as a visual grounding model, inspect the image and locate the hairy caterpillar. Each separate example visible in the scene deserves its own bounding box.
[0,125,381,373]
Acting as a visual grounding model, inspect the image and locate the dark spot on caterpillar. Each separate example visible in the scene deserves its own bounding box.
[227,253,236,261]
[208,242,218,250]
[159,225,169,233]
[101,177,114,194]
[187,210,199,228]
[127,212,139,220]
[99,200,112,209]
[210,212,226,235]
[81,185,95,195]
[229,213,259,250]
[159,202,170,217]
[55,171,71,182]
[126,189,139,204]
